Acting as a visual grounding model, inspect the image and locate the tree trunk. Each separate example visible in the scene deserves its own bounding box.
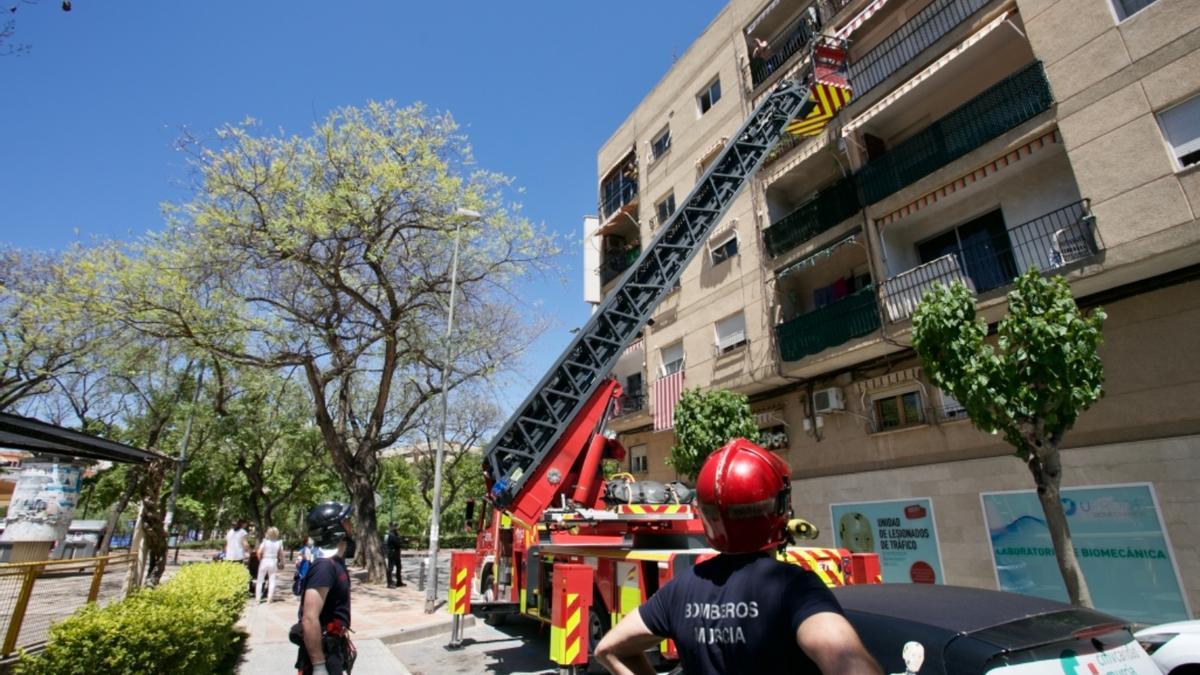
[98,467,139,555]
[1028,446,1093,607]
[346,470,387,583]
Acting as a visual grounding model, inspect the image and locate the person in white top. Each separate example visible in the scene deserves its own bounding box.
[256,526,285,603]
[225,519,249,562]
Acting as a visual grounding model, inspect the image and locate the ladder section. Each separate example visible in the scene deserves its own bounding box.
[484,46,845,510]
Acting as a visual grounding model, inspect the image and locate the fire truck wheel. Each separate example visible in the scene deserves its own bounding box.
[480,571,506,626]
[585,605,611,674]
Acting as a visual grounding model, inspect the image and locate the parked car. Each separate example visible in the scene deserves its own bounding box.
[1135,620,1200,675]
[832,584,1160,674]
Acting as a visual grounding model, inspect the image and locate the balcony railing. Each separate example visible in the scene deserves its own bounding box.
[600,246,641,286]
[849,0,993,97]
[858,61,1053,205]
[616,391,646,417]
[601,179,638,221]
[763,176,861,257]
[879,199,1098,322]
[748,5,823,89]
[777,284,880,361]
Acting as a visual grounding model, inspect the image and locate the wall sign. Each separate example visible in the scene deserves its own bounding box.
[981,483,1189,624]
[830,498,943,584]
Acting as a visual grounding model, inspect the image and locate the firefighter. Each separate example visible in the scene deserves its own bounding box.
[595,438,882,675]
[294,501,357,675]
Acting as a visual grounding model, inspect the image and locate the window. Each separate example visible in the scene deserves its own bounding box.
[939,389,968,420]
[698,77,722,115]
[917,210,1016,294]
[630,445,648,473]
[715,312,747,354]
[710,232,739,266]
[655,193,676,226]
[1157,94,1200,169]
[1112,0,1159,21]
[873,390,925,431]
[651,126,672,161]
[660,341,684,375]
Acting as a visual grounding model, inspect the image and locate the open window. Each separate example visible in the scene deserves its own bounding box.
[651,126,672,162]
[710,231,739,266]
[660,341,684,376]
[1157,93,1200,170]
[697,77,722,115]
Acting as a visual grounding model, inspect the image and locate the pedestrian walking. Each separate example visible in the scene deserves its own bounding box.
[595,438,881,675]
[293,536,319,596]
[292,502,356,674]
[224,519,249,563]
[385,523,405,588]
[256,526,284,603]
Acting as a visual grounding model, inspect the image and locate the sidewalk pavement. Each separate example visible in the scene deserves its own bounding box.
[235,553,468,674]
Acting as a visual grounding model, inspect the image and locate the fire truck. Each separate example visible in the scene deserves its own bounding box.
[446,36,879,672]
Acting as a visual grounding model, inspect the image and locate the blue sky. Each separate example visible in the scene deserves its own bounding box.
[0,1,727,409]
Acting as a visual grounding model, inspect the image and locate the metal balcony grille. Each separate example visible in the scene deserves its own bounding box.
[600,247,641,286]
[749,4,824,89]
[849,0,992,97]
[776,284,880,361]
[763,176,861,257]
[858,61,1053,204]
[879,199,1098,322]
[615,391,646,417]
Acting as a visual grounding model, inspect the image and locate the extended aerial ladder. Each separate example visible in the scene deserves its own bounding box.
[483,38,853,524]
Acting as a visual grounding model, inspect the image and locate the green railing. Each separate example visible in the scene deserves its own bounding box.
[857,61,1053,204]
[776,285,881,361]
[763,176,861,257]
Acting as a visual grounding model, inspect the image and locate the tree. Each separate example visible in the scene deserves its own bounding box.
[110,102,557,582]
[669,388,759,480]
[911,270,1105,607]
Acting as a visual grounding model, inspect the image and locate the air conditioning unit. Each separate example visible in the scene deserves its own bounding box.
[812,387,845,413]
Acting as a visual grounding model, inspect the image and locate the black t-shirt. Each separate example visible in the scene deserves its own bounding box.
[639,553,842,675]
[301,556,351,628]
[386,532,402,554]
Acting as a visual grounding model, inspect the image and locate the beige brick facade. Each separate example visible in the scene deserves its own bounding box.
[591,0,1200,620]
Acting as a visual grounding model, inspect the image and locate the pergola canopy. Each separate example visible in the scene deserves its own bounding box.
[0,412,169,464]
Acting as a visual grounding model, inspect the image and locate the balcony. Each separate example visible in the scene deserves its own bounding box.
[747,5,823,90]
[857,61,1053,205]
[615,390,646,417]
[849,0,993,97]
[763,176,861,258]
[777,285,881,361]
[600,245,640,286]
[879,200,1099,321]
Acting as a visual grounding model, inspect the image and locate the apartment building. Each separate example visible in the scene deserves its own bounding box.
[587,0,1199,622]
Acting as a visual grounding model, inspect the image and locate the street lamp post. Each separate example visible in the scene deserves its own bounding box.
[425,207,479,614]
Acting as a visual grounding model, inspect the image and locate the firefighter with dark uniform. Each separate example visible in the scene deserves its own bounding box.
[595,438,882,675]
[294,501,357,675]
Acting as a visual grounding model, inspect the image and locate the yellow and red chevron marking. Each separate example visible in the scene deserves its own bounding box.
[786,82,853,137]
[780,548,847,587]
[617,504,691,515]
[449,566,470,614]
[563,591,585,665]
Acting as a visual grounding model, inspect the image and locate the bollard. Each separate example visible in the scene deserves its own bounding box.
[418,560,426,591]
[549,563,593,675]
[446,551,475,650]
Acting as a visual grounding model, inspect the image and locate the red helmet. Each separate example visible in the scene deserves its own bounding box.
[695,438,791,553]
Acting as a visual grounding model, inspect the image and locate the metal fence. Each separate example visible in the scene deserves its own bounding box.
[849,0,993,97]
[747,4,823,89]
[615,391,646,417]
[879,199,1098,322]
[858,61,1053,204]
[763,176,861,257]
[0,552,134,657]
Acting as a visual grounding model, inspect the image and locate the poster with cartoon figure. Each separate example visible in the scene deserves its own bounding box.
[1,459,84,542]
[830,498,943,584]
[982,483,1189,624]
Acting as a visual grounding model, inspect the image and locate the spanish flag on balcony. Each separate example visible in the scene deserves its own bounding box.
[786,81,853,137]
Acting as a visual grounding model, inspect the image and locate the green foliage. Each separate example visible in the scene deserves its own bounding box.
[15,562,249,675]
[911,270,1106,460]
[669,388,759,480]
